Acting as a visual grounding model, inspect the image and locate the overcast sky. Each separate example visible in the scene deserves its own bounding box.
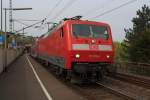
[2,0,150,41]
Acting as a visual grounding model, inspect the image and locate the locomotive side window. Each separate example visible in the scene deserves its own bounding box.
[72,24,109,39]
[60,28,64,38]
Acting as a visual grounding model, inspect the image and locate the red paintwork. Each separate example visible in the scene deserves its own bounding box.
[34,20,114,70]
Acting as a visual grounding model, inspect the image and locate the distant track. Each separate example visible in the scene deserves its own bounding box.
[68,83,126,100]
[109,73,150,89]
[96,82,135,100]
[96,74,150,100]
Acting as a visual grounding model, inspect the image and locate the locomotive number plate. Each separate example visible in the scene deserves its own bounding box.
[89,44,98,50]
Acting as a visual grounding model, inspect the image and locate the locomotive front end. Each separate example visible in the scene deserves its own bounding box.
[68,20,114,82]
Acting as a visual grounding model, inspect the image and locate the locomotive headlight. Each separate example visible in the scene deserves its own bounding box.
[92,40,96,44]
[106,55,110,59]
[75,54,80,58]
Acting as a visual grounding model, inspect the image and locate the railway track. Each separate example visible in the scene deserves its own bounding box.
[69,83,127,100]
[42,64,127,100]
[109,73,150,89]
[34,58,150,100]
[77,72,150,100]
[96,82,135,100]
[46,69,150,100]
[99,76,150,100]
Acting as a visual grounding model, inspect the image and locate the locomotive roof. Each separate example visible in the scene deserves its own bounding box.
[62,20,109,26]
[39,19,110,39]
[61,16,109,25]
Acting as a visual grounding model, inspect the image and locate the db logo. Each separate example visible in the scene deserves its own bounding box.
[89,44,98,50]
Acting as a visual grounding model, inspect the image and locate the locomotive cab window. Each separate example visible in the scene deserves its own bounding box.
[60,28,64,38]
[72,24,109,39]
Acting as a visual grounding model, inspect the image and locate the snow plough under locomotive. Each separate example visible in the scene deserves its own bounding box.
[31,16,114,83]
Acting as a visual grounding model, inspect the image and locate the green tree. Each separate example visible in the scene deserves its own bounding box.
[114,42,127,62]
[123,5,150,63]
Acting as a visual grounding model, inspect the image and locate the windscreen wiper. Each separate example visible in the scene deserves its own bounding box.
[73,32,78,38]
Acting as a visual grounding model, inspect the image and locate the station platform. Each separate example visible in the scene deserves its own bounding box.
[0,55,85,100]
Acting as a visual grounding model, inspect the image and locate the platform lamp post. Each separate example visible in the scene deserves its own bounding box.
[1,0,2,32]
[3,8,32,70]
[1,0,5,72]
[0,0,3,48]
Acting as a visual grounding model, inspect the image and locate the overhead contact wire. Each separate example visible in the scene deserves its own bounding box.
[51,0,78,21]
[88,0,137,19]
[83,0,116,17]
[40,0,63,26]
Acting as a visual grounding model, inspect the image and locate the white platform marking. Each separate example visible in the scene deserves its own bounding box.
[26,55,53,100]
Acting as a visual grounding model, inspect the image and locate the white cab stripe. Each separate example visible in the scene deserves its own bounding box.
[72,44,89,50]
[72,44,112,51]
[98,45,112,51]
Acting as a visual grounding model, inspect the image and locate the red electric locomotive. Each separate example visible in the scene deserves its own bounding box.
[31,16,114,82]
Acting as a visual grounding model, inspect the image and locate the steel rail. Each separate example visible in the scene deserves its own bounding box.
[96,82,135,100]
[109,73,150,89]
